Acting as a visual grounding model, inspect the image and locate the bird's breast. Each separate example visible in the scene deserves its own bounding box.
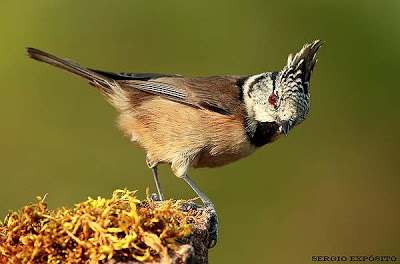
[193,140,256,168]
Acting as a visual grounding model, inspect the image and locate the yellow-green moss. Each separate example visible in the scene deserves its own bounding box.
[0,189,193,263]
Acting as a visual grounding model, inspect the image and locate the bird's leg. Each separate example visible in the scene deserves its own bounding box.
[183,175,213,208]
[151,166,165,201]
[183,174,218,248]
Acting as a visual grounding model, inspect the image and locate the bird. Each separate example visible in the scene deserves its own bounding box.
[26,40,322,246]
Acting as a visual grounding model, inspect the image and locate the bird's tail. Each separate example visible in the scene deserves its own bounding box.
[26,47,115,96]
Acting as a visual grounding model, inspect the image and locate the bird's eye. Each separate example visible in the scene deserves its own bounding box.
[268,93,277,104]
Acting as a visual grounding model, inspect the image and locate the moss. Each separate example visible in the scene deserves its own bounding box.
[0,189,194,263]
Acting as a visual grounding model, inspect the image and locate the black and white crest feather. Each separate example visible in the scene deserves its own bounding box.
[280,40,322,94]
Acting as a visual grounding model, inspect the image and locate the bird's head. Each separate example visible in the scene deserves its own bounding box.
[244,40,322,138]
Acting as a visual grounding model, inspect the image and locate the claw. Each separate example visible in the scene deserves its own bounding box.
[206,208,219,248]
[149,193,162,202]
[180,201,202,212]
[202,203,218,248]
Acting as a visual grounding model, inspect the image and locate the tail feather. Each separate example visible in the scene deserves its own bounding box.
[26,47,114,94]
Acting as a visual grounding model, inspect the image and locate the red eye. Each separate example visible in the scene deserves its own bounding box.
[268,93,277,104]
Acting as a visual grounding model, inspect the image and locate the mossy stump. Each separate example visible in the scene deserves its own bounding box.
[0,190,216,264]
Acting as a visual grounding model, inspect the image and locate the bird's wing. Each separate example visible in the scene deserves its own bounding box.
[90,69,183,81]
[91,69,246,116]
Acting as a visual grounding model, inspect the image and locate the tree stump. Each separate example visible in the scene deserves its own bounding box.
[0,190,218,264]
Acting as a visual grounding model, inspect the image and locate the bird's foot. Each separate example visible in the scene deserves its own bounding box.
[204,203,218,248]
[180,201,202,211]
[149,193,163,202]
[180,201,218,248]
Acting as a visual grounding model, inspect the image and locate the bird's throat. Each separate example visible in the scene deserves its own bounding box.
[246,120,281,147]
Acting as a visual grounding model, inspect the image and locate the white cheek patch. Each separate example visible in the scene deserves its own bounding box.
[253,104,276,122]
[243,73,278,124]
[243,91,255,119]
[243,73,265,113]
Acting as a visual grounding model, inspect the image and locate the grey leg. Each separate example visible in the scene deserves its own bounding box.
[151,166,165,201]
[183,175,214,208]
[183,174,218,248]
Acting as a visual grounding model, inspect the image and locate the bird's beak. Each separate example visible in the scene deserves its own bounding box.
[281,121,290,136]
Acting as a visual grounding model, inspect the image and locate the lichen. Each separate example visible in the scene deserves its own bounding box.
[0,189,193,263]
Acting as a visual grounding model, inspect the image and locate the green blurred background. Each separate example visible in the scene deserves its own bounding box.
[1,0,399,263]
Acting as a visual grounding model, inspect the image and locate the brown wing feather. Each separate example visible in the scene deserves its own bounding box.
[26,47,243,116]
[120,76,243,115]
